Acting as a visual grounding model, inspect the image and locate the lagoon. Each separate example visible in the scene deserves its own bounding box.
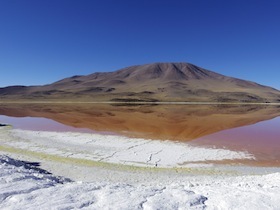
[0,103,279,167]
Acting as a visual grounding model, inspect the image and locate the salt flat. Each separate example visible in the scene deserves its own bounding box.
[1,127,253,169]
[0,126,280,209]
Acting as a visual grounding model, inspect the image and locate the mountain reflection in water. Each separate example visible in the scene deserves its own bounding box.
[1,103,280,167]
[0,103,279,141]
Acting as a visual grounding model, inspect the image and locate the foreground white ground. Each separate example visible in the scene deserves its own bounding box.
[1,155,279,210]
[0,126,280,209]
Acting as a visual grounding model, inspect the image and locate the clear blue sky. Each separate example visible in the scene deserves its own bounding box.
[1,0,280,89]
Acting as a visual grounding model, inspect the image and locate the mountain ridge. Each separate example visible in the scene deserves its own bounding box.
[1,62,280,103]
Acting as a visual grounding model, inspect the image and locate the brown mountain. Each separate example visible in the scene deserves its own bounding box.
[1,62,280,102]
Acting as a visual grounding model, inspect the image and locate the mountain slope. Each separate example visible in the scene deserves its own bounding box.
[1,62,280,102]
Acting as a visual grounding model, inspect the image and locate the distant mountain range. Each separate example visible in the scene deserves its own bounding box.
[1,62,280,102]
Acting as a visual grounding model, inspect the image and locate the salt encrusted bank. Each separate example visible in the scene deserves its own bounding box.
[0,126,280,209]
[0,127,254,169]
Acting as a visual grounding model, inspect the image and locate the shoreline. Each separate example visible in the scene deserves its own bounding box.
[0,126,253,167]
[0,125,279,182]
[1,101,280,105]
[1,148,279,183]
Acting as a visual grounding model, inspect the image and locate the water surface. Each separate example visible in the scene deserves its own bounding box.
[0,103,279,166]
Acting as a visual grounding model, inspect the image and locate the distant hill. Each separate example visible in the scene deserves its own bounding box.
[1,62,280,102]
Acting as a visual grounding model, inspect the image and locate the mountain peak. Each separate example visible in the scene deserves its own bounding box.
[111,62,222,81]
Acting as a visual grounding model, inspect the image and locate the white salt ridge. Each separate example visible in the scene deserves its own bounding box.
[1,155,280,210]
[0,155,206,210]
[7,129,253,168]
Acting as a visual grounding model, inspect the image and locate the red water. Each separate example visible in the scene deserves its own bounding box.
[192,117,280,166]
[0,104,279,167]
[0,116,94,133]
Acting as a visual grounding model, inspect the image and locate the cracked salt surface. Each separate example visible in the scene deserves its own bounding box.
[0,127,280,209]
[4,129,254,168]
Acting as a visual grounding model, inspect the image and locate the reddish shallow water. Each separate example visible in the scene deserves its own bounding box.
[0,103,280,167]
[192,117,280,166]
[0,116,93,133]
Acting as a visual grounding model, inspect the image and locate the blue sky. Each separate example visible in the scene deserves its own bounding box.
[0,0,280,89]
